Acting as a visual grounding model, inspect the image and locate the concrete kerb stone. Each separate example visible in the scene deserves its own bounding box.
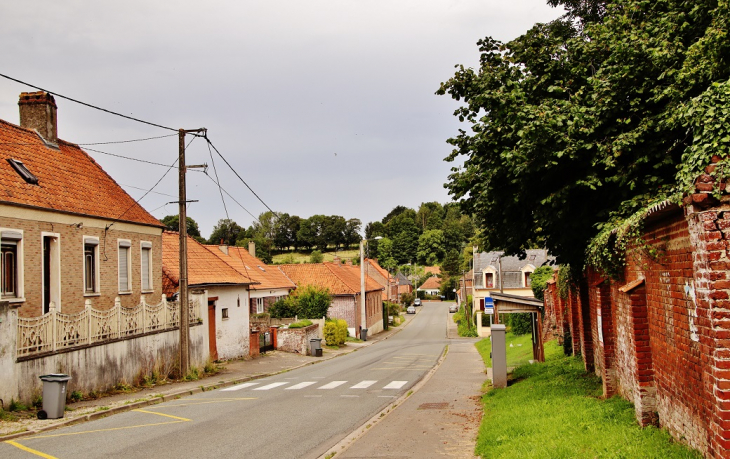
[0,321,412,444]
[318,342,449,459]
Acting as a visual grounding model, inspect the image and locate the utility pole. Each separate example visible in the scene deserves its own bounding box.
[178,127,206,378]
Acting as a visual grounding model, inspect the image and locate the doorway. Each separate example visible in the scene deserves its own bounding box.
[208,298,218,361]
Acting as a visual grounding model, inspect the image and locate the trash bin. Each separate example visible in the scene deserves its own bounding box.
[309,338,323,357]
[360,328,368,341]
[38,373,71,420]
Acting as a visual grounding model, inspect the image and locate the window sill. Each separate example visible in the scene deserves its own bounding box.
[141,289,154,294]
[118,291,132,296]
[84,293,101,297]
[2,297,25,304]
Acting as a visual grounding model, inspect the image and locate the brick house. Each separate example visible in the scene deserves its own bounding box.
[0,92,164,318]
[278,262,384,336]
[162,232,256,360]
[205,242,295,318]
[362,258,396,302]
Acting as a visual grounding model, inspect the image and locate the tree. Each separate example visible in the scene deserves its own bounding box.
[416,202,444,231]
[416,229,445,265]
[376,237,397,271]
[294,285,332,319]
[382,206,409,225]
[273,213,301,252]
[310,250,323,263]
[437,0,725,270]
[323,215,347,250]
[208,219,244,246]
[160,215,202,239]
[343,218,362,249]
[531,265,556,301]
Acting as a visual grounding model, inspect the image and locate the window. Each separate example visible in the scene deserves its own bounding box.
[222,308,229,319]
[7,158,38,185]
[141,242,152,292]
[525,272,532,287]
[485,272,494,288]
[84,238,99,294]
[1,230,22,299]
[256,297,264,314]
[118,240,131,292]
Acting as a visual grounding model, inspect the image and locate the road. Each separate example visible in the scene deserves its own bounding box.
[2,301,451,459]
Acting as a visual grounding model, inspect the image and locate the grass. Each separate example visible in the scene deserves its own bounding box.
[272,249,359,264]
[475,340,700,458]
[476,332,539,368]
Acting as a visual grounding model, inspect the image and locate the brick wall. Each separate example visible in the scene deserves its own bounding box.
[277,324,319,355]
[0,212,162,318]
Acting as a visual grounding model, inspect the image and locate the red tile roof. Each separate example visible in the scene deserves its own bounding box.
[205,245,296,291]
[162,232,256,295]
[278,262,382,296]
[419,276,442,290]
[0,117,161,227]
[365,258,392,281]
[424,266,441,276]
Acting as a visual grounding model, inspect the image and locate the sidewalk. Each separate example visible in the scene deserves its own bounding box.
[328,309,485,458]
[0,313,416,441]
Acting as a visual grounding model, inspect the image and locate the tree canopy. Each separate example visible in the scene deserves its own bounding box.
[438,0,730,269]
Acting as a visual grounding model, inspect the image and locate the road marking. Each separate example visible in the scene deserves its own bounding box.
[286,381,317,390]
[133,409,191,422]
[20,420,187,439]
[304,395,322,398]
[350,380,377,389]
[378,395,397,398]
[383,381,408,389]
[319,381,347,389]
[253,382,289,391]
[340,395,360,398]
[221,382,259,391]
[151,398,256,407]
[5,441,58,459]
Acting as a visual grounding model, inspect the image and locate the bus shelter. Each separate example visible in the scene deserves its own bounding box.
[489,292,545,363]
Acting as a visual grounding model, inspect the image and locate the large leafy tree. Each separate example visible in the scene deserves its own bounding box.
[438,0,727,269]
[417,229,446,265]
[208,218,245,246]
[160,215,202,239]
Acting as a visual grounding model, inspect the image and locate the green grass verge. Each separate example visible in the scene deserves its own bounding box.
[476,332,550,368]
[475,341,700,458]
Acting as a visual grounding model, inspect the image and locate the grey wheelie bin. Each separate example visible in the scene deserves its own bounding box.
[310,338,323,357]
[37,373,71,419]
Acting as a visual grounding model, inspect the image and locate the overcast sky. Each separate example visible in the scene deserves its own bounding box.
[0,1,563,238]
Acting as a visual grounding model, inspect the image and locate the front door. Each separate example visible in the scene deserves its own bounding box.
[208,300,218,361]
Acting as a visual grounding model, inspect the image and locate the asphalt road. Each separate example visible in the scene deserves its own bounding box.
[2,301,450,459]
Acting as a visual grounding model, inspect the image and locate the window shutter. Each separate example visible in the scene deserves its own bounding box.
[141,248,150,290]
[119,247,129,291]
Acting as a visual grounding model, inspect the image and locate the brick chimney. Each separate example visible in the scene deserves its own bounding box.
[19,92,58,144]
[248,241,256,258]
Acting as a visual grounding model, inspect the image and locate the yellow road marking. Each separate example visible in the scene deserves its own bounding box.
[5,441,58,459]
[133,409,191,421]
[21,420,187,440]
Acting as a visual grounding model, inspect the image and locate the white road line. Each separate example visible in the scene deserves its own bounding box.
[383,381,408,390]
[286,381,317,390]
[221,382,259,392]
[340,395,360,398]
[350,380,377,389]
[253,382,289,391]
[318,381,347,389]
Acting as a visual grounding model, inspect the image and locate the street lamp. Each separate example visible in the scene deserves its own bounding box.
[360,236,383,340]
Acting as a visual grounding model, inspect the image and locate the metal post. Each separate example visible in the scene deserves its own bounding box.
[360,239,366,336]
[178,129,190,378]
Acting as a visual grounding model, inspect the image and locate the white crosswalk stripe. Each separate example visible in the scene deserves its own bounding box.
[383,381,408,389]
[286,381,317,390]
[221,382,259,392]
[318,381,347,389]
[254,382,289,391]
[350,380,377,389]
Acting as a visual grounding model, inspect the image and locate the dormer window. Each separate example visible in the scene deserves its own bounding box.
[7,159,38,185]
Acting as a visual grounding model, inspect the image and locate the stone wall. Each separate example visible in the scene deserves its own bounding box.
[276,324,319,355]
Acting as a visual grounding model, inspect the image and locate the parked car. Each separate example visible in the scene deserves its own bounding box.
[413,298,422,306]
[449,304,458,313]
[407,305,416,314]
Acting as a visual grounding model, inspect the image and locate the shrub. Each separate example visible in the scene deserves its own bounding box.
[295,285,332,319]
[310,250,324,263]
[336,319,348,344]
[324,321,338,346]
[288,319,313,329]
[8,398,27,412]
[530,265,555,301]
[400,292,415,306]
[509,313,533,336]
[269,296,299,318]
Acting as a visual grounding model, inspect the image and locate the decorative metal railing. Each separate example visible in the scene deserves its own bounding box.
[17,295,200,358]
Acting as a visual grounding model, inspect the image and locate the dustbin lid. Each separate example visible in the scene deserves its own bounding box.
[310,338,322,342]
[39,373,71,382]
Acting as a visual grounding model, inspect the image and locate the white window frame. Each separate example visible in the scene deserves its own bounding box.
[118,239,132,294]
[0,229,24,302]
[521,264,535,288]
[483,267,497,289]
[83,237,100,296]
[41,232,61,312]
[256,297,264,314]
[140,241,153,293]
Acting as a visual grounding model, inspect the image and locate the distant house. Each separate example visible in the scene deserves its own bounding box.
[394,272,412,297]
[0,92,165,318]
[162,232,257,360]
[362,258,396,302]
[205,242,295,317]
[417,276,441,297]
[472,249,555,313]
[279,262,384,336]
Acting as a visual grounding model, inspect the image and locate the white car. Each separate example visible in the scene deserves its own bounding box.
[413,298,422,306]
[407,305,416,314]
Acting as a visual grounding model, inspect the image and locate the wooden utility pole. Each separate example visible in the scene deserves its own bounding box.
[178,127,206,378]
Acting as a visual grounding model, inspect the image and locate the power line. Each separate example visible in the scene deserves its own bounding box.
[77,134,178,145]
[202,171,258,221]
[83,147,174,167]
[203,135,276,215]
[120,183,177,198]
[0,72,178,132]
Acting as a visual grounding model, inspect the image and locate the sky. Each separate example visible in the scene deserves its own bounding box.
[0,1,563,238]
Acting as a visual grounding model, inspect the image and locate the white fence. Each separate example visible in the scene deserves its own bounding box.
[16,295,200,358]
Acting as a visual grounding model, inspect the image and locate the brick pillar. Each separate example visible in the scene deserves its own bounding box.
[250,330,260,358]
[569,290,583,356]
[596,280,617,397]
[578,277,595,373]
[624,281,657,426]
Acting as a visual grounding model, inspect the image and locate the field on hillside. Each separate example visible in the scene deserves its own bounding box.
[272,249,360,264]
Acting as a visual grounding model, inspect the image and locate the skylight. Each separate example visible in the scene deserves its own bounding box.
[7,159,38,185]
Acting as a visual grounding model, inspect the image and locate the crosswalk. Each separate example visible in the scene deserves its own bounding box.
[221,379,409,392]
